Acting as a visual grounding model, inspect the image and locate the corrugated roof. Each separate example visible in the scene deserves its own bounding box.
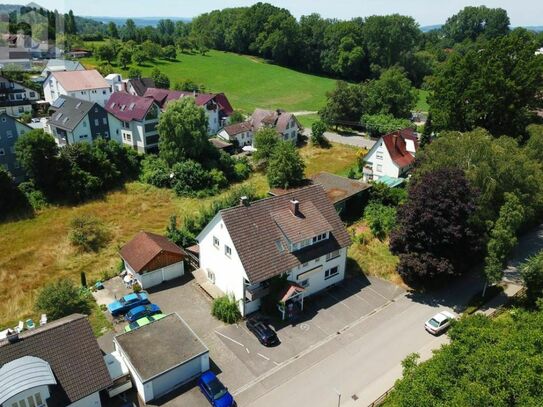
[0,356,57,404]
[217,185,351,283]
[0,314,112,404]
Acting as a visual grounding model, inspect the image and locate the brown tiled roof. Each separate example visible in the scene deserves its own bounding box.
[0,314,112,404]
[128,77,155,97]
[251,108,298,134]
[223,121,252,136]
[219,185,351,283]
[52,69,109,91]
[310,172,371,204]
[106,92,156,122]
[271,201,332,243]
[120,231,185,274]
[210,138,233,150]
[382,128,418,169]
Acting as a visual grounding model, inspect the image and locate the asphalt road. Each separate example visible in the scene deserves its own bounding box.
[235,272,483,407]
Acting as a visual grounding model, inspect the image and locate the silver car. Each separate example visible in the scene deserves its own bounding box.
[425,311,455,335]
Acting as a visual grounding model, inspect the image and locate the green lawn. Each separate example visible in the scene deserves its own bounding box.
[82,50,336,113]
[416,89,430,112]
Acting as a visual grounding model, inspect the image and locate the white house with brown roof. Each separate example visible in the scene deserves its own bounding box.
[250,108,300,143]
[196,185,351,317]
[43,70,112,107]
[363,128,418,182]
[120,231,186,289]
[217,121,253,146]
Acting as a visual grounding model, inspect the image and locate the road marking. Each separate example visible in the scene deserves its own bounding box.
[245,347,250,354]
[273,361,280,366]
[326,291,353,310]
[368,286,392,301]
[215,330,244,347]
[257,353,270,361]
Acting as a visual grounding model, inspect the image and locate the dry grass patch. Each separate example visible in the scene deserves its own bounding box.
[300,142,359,177]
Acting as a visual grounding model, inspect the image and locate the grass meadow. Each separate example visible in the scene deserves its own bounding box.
[0,143,359,329]
[82,50,337,113]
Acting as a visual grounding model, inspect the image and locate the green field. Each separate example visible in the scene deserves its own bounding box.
[82,50,336,113]
[416,89,430,112]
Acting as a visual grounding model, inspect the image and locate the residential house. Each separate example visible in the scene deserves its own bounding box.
[120,231,186,289]
[250,108,300,143]
[41,59,85,77]
[47,95,114,146]
[106,92,161,154]
[105,74,124,93]
[125,77,155,97]
[114,313,209,403]
[0,112,32,182]
[363,128,418,182]
[43,70,112,107]
[0,76,39,117]
[196,185,351,317]
[0,314,112,407]
[143,88,234,135]
[217,121,253,147]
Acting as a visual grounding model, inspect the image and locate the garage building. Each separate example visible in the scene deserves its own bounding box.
[120,231,186,289]
[113,313,209,403]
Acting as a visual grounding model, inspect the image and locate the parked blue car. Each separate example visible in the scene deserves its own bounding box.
[125,304,161,323]
[107,292,150,317]
[198,371,234,407]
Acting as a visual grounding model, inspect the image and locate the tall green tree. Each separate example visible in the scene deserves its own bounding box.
[108,21,119,38]
[151,68,170,89]
[441,6,510,43]
[158,98,210,166]
[320,81,365,127]
[253,128,279,165]
[267,141,305,189]
[362,67,417,118]
[118,48,132,69]
[429,29,543,136]
[520,251,543,306]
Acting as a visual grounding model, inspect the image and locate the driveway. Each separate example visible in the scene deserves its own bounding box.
[216,275,403,379]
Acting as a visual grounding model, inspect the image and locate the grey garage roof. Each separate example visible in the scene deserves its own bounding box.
[114,313,208,382]
[0,356,56,404]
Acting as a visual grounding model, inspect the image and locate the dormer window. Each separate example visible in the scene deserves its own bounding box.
[312,233,328,243]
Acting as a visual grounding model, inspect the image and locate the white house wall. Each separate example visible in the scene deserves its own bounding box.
[132,261,184,290]
[198,214,247,313]
[3,385,51,407]
[44,76,111,107]
[365,138,400,180]
[68,391,101,407]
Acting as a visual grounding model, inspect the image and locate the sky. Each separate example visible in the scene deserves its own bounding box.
[6,0,543,26]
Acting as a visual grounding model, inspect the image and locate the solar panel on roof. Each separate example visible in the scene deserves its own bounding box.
[52,98,65,108]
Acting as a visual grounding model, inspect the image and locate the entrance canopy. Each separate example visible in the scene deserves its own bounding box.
[279,282,305,303]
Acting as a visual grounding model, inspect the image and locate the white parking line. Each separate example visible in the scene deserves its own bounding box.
[245,347,250,354]
[257,353,270,361]
[368,286,392,301]
[215,330,244,347]
[326,291,353,310]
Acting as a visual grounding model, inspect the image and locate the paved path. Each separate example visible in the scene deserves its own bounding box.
[303,128,376,149]
[292,111,318,116]
[236,226,543,407]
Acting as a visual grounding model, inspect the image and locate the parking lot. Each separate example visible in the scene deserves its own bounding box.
[215,275,404,378]
[95,272,403,406]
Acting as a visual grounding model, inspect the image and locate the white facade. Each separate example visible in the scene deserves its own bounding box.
[105,74,124,93]
[43,75,111,107]
[124,260,185,290]
[197,213,348,316]
[3,385,100,407]
[364,138,401,181]
[217,128,253,146]
[108,107,160,154]
[0,77,39,117]
[206,106,221,135]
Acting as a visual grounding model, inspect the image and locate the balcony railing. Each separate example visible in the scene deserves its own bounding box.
[245,284,270,302]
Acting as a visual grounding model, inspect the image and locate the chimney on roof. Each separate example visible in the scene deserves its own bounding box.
[276,109,281,116]
[240,196,250,207]
[290,199,300,216]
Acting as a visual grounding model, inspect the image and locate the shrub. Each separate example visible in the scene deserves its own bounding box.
[69,216,110,252]
[132,282,142,293]
[363,203,397,239]
[520,251,543,306]
[311,120,329,147]
[34,278,92,320]
[172,160,214,197]
[212,295,241,323]
[140,156,172,188]
[233,157,252,181]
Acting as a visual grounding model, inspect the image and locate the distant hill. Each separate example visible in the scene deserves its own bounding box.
[85,16,191,27]
[421,24,442,32]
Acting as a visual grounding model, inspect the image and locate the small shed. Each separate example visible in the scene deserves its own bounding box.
[113,313,209,403]
[120,231,186,289]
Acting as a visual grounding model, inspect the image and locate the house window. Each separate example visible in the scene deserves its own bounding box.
[29,92,36,98]
[376,164,383,172]
[225,245,232,257]
[300,279,309,288]
[94,119,99,126]
[325,266,339,280]
[0,149,5,156]
[326,250,341,261]
[213,236,220,248]
[16,93,22,100]
[376,152,383,160]
[18,106,25,113]
[103,117,107,125]
[312,233,327,243]
[83,121,87,127]
[207,269,216,283]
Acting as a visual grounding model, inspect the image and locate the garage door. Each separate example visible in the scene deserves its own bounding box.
[151,356,204,400]
[141,269,164,289]
[162,262,184,282]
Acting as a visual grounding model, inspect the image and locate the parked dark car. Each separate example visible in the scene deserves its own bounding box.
[198,371,234,407]
[246,318,279,346]
[107,292,149,316]
[125,303,161,322]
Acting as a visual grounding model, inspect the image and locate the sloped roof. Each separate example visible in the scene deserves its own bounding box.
[128,77,155,97]
[250,108,298,133]
[51,69,109,91]
[222,121,252,136]
[0,314,112,404]
[143,88,234,115]
[105,92,155,122]
[120,231,185,273]
[217,185,351,283]
[48,95,97,131]
[382,128,418,169]
[44,59,84,73]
